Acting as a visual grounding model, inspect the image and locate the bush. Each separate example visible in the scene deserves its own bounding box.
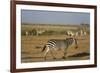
[40,30,67,35]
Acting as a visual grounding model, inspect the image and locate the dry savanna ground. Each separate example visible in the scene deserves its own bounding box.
[21,24,90,63]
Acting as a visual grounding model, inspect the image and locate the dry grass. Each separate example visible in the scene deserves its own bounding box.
[21,35,90,63]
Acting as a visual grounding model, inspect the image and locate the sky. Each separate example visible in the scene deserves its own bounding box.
[21,10,90,25]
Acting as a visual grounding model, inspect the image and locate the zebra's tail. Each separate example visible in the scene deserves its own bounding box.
[41,45,46,52]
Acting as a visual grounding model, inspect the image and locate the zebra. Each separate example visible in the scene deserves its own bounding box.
[36,30,45,36]
[41,38,78,60]
[80,30,87,40]
[25,31,29,36]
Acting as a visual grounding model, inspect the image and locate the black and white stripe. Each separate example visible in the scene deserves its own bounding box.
[42,38,78,60]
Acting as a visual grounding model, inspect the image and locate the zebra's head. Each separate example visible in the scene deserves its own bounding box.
[66,38,78,49]
[74,38,78,49]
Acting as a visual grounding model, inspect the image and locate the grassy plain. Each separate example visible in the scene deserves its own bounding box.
[21,24,90,63]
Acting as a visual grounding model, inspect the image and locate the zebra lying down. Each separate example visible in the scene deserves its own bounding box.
[42,38,78,60]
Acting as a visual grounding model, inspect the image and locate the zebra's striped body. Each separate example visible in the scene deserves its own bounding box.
[42,38,78,60]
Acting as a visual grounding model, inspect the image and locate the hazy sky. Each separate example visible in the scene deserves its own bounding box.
[21,10,90,25]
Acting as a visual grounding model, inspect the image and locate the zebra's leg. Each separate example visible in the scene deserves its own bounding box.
[50,49,56,59]
[43,47,49,60]
[62,48,67,59]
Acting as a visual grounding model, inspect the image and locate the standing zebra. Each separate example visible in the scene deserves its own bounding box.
[41,38,78,60]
